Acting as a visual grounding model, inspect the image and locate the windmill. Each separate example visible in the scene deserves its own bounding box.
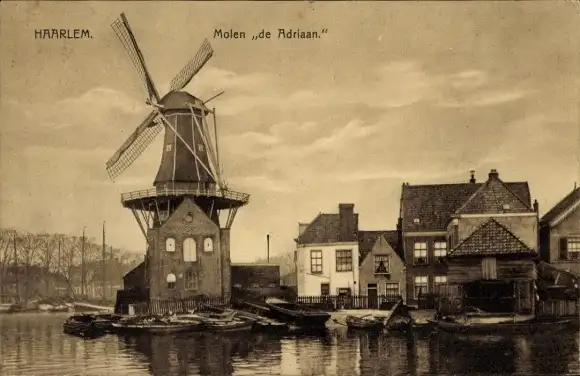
[106,13,249,235]
[106,13,249,300]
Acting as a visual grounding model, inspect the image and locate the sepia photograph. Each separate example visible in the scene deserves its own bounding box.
[1,1,579,375]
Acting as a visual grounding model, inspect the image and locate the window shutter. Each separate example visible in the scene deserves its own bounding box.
[560,237,568,260]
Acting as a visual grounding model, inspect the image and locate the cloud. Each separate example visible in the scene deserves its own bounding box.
[438,88,536,108]
[227,175,293,193]
[21,87,146,130]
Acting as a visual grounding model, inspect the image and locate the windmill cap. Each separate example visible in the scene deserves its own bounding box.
[160,91,209,111]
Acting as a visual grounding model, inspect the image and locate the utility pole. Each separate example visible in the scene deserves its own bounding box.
[81,227,86,299]
[267,234,270,263]
[110,245,114,300]
[102,222,106,303]
[57,237,61,297]
[13,230,19,303]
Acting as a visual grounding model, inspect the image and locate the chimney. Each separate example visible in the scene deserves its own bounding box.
[533,199,539,213]
[298,223,308,236]
[488,169,499,180]
[469,170,476,184]
[339,203,355,242]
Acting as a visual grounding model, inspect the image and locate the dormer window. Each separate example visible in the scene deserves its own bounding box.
[165,237,176,252]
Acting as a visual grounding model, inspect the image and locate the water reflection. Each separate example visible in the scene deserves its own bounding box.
[1,314,580,376]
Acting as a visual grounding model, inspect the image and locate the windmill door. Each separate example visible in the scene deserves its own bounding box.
[367,284,378,309]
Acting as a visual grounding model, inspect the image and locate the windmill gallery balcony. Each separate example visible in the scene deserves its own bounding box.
[120,185,250,210]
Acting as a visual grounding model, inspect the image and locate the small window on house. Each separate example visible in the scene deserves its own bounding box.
[251,283,260,288]
[385,283,399,297]
[321,283,330,295]
[434,241,447,258]
[204,237,214,252]
[561,237,580,260]
[374,255,389,274]
[413,242,428,264]
[234,283,242,288]
[337,287,351,296]
[434,275,447,294]
[184,271,197,290]
[166,273,176,289]
[413,218,420,224]
[336,250,353,272]
[183,238,197,262]
[268,283,277,288]
[414,276,428,298]
[165,238,176,252]
[311,250,323,274]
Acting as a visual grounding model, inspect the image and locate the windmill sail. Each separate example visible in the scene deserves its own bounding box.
[169,39,214,92]
[111,13,160,103]
[106,111,162,180]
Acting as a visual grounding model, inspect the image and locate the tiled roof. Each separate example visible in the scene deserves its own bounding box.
[456,177,533,214]
[358,230,400,265]
[400,182,531,232]
[540,187,580,225]
[295,213,359,244]
[447,218,536,258]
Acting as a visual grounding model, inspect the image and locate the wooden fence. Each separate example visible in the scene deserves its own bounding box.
[132,295,230,316]
[537,299,579,317]
[296,294,401,311]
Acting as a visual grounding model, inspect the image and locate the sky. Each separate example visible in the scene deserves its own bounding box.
[1,1,579,262]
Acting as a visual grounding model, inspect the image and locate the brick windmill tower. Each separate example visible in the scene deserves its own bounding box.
[106,13,249,301]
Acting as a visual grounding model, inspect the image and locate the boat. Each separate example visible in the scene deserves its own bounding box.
[199,302,289,332]
[112,316,205,335]
[345,315,385,330]
[263,298,331,328]
[202,317,255,333]
[435,316,573,335]
[63,314,106,339]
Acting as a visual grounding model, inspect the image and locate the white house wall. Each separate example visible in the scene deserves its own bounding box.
[296,243,359,296]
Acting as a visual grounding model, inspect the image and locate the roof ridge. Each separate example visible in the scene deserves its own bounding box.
[540,187,580,223]
[455,177,532,214]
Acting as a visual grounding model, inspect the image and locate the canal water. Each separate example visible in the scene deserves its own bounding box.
[1,313,579,376]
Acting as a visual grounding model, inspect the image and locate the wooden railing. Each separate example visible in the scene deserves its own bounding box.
[121,186,250,204]
[132,295,230,316]
[296,294,401,311]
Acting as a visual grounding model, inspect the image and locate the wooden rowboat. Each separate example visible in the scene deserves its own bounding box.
[63,315,107,339]
[435,318,573,335]
[345,315,385,330]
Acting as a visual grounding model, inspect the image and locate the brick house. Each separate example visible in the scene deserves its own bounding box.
[399,169,536,306]
[294,203,359,296]
[539,187,580,274]
[122,197,230,301]
[358,231,404,307]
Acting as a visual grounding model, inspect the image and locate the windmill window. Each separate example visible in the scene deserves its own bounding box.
[165,144,172,152]
[165,237,176,252]
[374,255,390,274]
[166,273,176,289]
[183,238,197,262]
[184,271,197,290]
[204,237,214,252]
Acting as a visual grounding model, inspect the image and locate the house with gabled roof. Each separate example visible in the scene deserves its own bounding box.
[539,186,580,274]
[400,169,539,307]
[358,230,405,307]
[294,203,360,296]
